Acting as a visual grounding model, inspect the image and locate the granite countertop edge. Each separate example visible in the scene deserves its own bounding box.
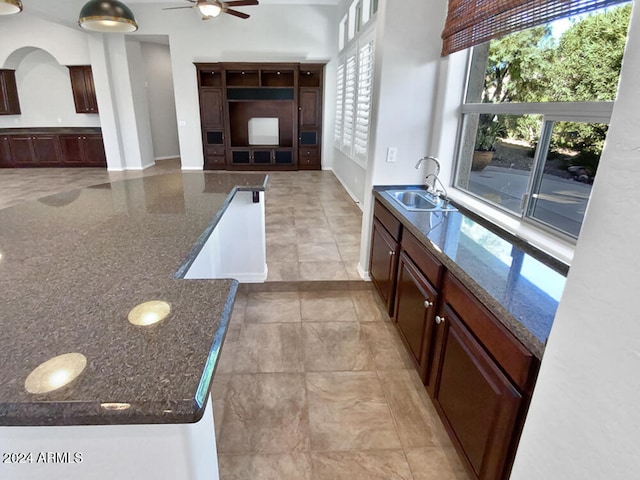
[373,186,554,359]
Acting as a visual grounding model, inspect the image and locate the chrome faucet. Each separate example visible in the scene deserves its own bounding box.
[415,155,441,176]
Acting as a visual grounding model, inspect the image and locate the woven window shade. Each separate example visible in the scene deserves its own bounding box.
[441,0,629,56]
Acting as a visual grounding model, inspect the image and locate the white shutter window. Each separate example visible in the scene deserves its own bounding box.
[342,51,357,154]
[354,39,374,163]
[334,62,345,145]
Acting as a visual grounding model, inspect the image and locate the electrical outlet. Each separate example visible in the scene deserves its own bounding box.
[386,147,398,163]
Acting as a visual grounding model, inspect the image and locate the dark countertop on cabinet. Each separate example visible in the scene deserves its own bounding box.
[0,127,102,135]
[373,186,568,359]
[0,172,267,426]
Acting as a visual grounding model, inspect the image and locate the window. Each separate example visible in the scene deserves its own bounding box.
[354,39,374,163]
[338,15,347,52]
[454,3,631,239]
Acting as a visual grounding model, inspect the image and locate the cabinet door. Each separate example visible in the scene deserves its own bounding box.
[0,135,12,167]
[201,88,224,128]
[299,88,320,128]
[32,135,61,166]
[370,218,399,314]
[83,135,107,167]
[59,135,85,165]
[394,251,438,382]
[0,70,21,115]
[433,304,523,480]
[8,136,34,166]
[68,66,98,114]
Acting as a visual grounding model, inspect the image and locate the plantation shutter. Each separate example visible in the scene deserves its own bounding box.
[354,39,375,164]
[334,62,345,145]
[342,50,357,152]
[441,0,630,56]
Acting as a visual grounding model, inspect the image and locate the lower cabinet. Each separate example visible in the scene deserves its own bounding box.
[394,251,438,382]
[0,131,106,168]
[432,304,523,480]
[229,148,294,168]
[370,218,399,314]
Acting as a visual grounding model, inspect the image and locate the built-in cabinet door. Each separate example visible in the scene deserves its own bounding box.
[68,66,98,114]
[394,251,439,382]
[8,136,35,166]
[83,135,107,167]
[0,70,21,115]
[32,135,61,167]
[59,135,85,165]
[299,88,320,128]
[0,135,12,167]
[433,304,523,480]
[370,219,399,314]
[201,88,224,128]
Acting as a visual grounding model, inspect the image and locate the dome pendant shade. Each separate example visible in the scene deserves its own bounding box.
[79,0,139,33]
[0,0,23,15]
[198,2,222,18]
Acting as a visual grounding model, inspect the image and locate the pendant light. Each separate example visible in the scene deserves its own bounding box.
[0,0,23,15]
[78,0,139,33]
[198,2,222,18]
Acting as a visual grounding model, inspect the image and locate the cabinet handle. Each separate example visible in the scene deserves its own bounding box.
[388,250,395,256]
[424,300,433,309]
[435,315,445,325]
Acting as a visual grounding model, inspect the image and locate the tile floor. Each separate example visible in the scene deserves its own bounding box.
[0,160,470,479]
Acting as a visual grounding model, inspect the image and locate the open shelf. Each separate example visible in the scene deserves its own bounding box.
[261,70,295,87]
[299,69,322,88]
[226,70,259,87]
[199,70,223,87]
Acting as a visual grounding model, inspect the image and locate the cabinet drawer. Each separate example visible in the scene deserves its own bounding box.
[299,147,319,158]
[206,146,225,157]
[442,272,538,392]
[374,199,402,242]
[401,229,442,288]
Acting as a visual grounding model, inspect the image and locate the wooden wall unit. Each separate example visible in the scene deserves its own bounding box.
[0,70,21,115]
[195,62,324,171]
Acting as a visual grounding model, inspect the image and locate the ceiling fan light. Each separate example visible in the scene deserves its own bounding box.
[78,0,139,33]
[198,4,222,17]
[0,0,23,15]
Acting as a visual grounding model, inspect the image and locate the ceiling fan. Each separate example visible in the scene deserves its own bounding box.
[163,0,259,20]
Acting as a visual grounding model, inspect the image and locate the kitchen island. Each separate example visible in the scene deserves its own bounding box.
[0,172,267,479]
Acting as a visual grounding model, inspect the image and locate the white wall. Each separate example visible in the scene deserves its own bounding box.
[510,2,640,478]
[140,41,179,161]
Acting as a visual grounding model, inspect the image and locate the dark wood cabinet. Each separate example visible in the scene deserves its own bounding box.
[0,130,106,168]
[59,134,106,167]
[0,70,20,115]
[370,219,399,314]
[68,66,98,114]
[432,303,523,480]
[8,134,60,167]
[195,62,324,171]
[394,251,439,382]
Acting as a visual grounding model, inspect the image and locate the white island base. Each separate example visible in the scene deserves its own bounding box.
[0,397,219,480]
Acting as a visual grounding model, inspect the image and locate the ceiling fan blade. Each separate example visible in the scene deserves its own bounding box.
[162,6,195,10]
[224,8,250,19]
[224,0,259,6]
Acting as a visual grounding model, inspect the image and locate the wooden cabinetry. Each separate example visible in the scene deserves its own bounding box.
[68,66,98,114]
[195,62,324,171]
[369,195,540,480]
[0,130,106,168]
[370,201,402,314]
[0,70,21,115]
[59,134,107,167]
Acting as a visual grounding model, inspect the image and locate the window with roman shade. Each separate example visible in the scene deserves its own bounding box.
[441,0,630,56]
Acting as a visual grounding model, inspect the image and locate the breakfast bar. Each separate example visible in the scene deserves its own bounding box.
[0,172,267,479]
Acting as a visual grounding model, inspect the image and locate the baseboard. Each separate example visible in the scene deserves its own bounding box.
[154,156,180,161]
[357,262,371,281]
[326,167,364,212]
[181,166,204,171]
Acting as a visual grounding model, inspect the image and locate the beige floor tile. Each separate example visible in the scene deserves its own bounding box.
[298,261,348,281]
[211,373,231,437]
[361,322,416,371]
[351,290,389,322]
[300,291,358,323]
[377,369,439,449]
[405,447,470,480]
[309,451,414,480]
[245,291,301,323]
[218,453,312,480]
[267,242,299,263]
[217,373,309,454]
[295,226,336,243]
[267,262,301,281]
[302,322,374,372]
[297,242,342,262]
[235,323,303,373]
[306,371,402,452]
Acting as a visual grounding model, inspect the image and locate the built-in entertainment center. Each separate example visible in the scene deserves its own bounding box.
[195,62,324,171]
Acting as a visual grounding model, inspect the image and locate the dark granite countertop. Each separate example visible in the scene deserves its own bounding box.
[373,186,568,359]
[0,127,103,135]
[0,172,267,426]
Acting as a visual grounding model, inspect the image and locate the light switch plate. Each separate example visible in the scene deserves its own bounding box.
[386,147,398,163]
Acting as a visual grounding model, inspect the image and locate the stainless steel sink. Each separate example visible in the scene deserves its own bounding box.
[385,189,457,212]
